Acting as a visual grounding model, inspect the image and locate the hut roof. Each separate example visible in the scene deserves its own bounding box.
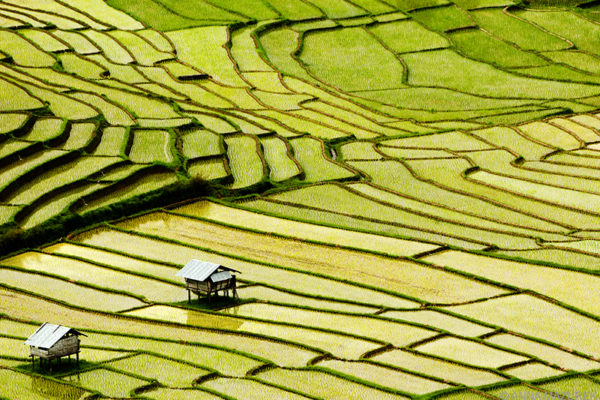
[25,323,85,349]
[210,271,233,283]
[176,260,239,282]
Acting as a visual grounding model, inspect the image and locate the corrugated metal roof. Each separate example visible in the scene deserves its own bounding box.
[176,260,222,282]
[210,271,232,283]
[25,323,84,349]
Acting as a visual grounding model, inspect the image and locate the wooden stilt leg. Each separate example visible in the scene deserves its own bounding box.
[188,289,191,303]
[76,352,79,368]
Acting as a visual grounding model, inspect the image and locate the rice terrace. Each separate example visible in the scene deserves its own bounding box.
[5,0,600,398]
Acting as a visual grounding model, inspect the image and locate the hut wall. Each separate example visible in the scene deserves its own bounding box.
[30,336,80,359]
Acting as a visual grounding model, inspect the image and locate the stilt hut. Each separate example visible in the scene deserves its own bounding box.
[176,260,240,301]
[25,323,86,369]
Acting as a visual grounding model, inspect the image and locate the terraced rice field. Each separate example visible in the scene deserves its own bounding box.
[4,0,600,399]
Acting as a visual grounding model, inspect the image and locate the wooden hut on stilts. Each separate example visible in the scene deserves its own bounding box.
[176,260,240,302]
[25,323,86,370]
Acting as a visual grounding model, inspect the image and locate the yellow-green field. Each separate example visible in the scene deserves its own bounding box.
[3,0,600,399]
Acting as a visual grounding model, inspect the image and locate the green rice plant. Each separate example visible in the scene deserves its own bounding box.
[289,136,355,182]
[1,251,187,303]
[426,250,600,317]
[371,349,506,386]
[0,112,30,135]
[52,31,100,55]
[58,53,106,80]
[470,169,600,216]
[209,0,280,20]
[61,368,149,398]
[340,141,381,160]
[80,30,134,65]
[486,384,550,399]
[536,375,600,395]
[0,30,56,67]
[228,302,435,347]
[106,0,220,31]
[258,27,313,81]
[385,0,450,10]
[138,118,193,129]
[87,54,148,83]
[19,29,69,53]
[237,285,378,313]
[107,30,173,66]
[241,196,487,249]
[0,369,88,400]
[256,368,406,400]
[450,29,548,68]
[203,377,310,400]
[0,287,319,370]
[511,64,600,85]
[70,93,136,126]
[410,4,475,32]
[267,0,324,20]
[19,118,65,143]
[243,72,289,93]
[415,337,528,369]
[73,226,418,308]
[0,336,28,358]
[166,27,247,87]
[93,126,130,157]
[124,305,380,360]
[260,136,301,181]
[128,130,174,164]
[550,118,600,143]
[0,140,34,161]
[300,27,405,91]
[142,388,223,400]
[0,5,84,30]
[291,109,378,139]
[47,242,179,282]
[406,157,598,229]
[17,66,181,119]
[257,110,348,140]
[402,49,600,99]
[105,354,211,387]
[78,170,179,213]
[174,200,438,257]
[188,158,230,181]
[357,87,530,111]
[0,267,144,312]
[84,334,263,377]
[380,310,493,337]
[230,27,273,72]
[0,205,17,226]
[543,50,600,74]
[224,134,266,189]
[452,0,516,8]
[305,0,366,19]
[316,360,451,394]
[7,156,122,205]
[470,126,554,160]
[0,150,68,194]
[60,0,145,30]
[9,0,107,29]
[453,294,600,360]
[136,30,173,53]
[503,362,564,381]
[350,0,396,13]
[0,78,44,112]
[517,9,600,56]
[470,8,571,51]
[11,82,98,120]
[180,129,222,160]
[160,61,203,80]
